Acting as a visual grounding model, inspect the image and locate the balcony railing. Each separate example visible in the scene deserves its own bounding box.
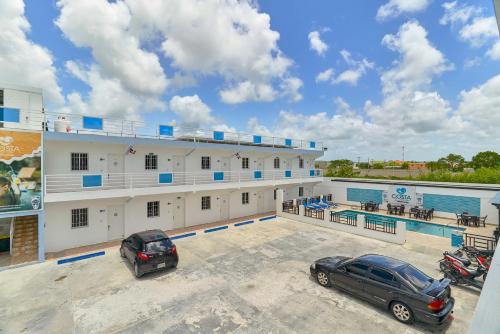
[1,108,324,151]
[45,169,323,194]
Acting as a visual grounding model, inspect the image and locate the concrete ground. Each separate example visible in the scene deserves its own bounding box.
[0,217,480,334]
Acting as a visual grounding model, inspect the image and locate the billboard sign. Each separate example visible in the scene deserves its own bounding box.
[385,185,417,206]
[0,129,42,213]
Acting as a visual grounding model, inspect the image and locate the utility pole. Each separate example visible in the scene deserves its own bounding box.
[402,146,405,162]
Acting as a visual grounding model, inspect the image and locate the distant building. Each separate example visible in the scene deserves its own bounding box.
[408,162,427,170]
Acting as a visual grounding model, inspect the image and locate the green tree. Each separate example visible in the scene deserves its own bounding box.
[401,162,409,169]
[426,161,446,171]
[372,162,385,169]
[325,159,357,177]
[438,153,465,172]
[471,151,500,169]
[357,162,370,169]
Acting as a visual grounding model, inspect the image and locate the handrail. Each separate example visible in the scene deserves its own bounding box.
[4,109,324,151]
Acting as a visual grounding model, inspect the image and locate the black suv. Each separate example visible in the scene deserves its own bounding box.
[120,230,178,277]
[310,254,454,325]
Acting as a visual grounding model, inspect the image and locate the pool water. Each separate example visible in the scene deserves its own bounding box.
[336,210,465,238]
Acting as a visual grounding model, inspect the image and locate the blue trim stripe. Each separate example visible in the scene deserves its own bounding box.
[259,215,276,221]
[234,220,254,227]
[204,225,228,233]
[57,251,105,265]
[171,232,196,240]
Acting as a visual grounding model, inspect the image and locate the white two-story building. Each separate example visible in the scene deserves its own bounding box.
[0,84,325,260]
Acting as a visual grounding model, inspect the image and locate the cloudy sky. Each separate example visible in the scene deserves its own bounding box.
[1,0,499,161]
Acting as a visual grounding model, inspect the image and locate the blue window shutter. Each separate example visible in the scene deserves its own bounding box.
[83,116,103,130]
[159,125,174,136]
[253,135,262,144]
[0,108,20,123]
[213,131,224,141]
[82,175,102,188]
[158,173,173,184]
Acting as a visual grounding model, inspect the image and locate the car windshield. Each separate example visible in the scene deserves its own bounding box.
[145,239,173,252]
[399,265,433,290]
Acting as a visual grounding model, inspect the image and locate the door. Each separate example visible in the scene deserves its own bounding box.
[172,197,185,229]
[257,192,265,213]
[107,205,124,241]
[172,155,185,185]
[218,157,230,171]
[220,194,229,221]
[107,154,124,188]
[364,267,399,305]
[333,262,369,297]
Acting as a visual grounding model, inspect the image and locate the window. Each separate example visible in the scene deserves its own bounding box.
[274,157,280,169]
[145,154,158,170]
[242,157,249,169]
[399,265,433,290]
[201,196,211,210]
[299,187,304,197]
[201,156,211,170]
[346,262,369,276]
[242,192,249,205]
[147,201,160,218]
[0,89,3,106]
[299,157,304,169]
[274,189,277,200]
[71,208,88,228]
[71,153,88,171]
[145,238,173,252]
[370,268,395,285]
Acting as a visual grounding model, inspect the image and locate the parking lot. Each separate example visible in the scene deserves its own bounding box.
[0,217,480,334]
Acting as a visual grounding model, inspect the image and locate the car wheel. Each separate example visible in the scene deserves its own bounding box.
[316,271,331,287]
[134,262,143,278]
[391,302,414,324]
[120,246,126,258]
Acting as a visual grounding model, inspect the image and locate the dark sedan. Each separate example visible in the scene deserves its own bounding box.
[310,254,454,326]
[120,230,178,277]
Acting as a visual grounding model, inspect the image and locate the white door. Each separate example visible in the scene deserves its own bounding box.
[254,158,264,170]
[107,154,124,188]
[220,194,230,221]
[107,205,124,240]
[218,157,230,171]
[257,192,265,213]
[172,155,185,185]
[172,197,185,229]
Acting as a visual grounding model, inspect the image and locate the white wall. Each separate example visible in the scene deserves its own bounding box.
[314,179,499,226]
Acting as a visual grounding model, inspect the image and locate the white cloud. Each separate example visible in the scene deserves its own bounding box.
[463,57,481,68]
[0,0,63,105]
[308,31,328,56]
[168,95,214,127]
[316,68,334,83]
[332,51,374,86]
[459,16,498,47]
[280,77,303,102]
[376,0,430,21]
[59,61,164,120]
[439,1,482,26]
[56,0,168,96]
[487,41,500,60]
[124,0,301,104]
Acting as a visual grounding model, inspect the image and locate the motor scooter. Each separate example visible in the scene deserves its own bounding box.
[439,251,486,289]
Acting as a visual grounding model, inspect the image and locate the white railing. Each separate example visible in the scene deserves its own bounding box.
[45,169,323,194]
[6,109,324,151]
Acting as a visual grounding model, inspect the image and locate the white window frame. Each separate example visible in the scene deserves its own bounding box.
[71,153,88,171]
[201,196,211,210]
[242,192,249,205]
[147,201,160,218]
[201,156,211,170]
[242,157,249,169]
[274,157,280,169]
[71,208,88,228]
[145,154,158,170]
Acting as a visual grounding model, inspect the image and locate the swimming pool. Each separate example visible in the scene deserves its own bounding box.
[335,210,465,238]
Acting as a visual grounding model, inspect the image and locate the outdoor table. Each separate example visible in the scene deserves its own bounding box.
[462,214,479,227]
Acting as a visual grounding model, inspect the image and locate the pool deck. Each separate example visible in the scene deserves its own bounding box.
[330,204,496,251]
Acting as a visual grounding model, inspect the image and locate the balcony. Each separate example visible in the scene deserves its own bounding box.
[3,108,324,151]
[45,169,323,196]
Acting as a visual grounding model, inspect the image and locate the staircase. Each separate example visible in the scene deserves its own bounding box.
[11,215,38,264]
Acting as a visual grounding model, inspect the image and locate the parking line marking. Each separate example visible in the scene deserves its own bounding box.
[57,251,105,265]
[234,220,254,227]
[259,215,276,221]
[204,225,229,233]
[171,232,197,240]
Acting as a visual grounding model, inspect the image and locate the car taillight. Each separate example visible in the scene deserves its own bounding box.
[427,299,445,312]
[137,251,150,261]
[171,245,177,254]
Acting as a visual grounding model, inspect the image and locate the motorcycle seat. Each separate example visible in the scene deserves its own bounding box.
[447,252,471,267]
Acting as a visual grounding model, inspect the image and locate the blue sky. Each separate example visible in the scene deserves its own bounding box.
[1,0,500,161]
